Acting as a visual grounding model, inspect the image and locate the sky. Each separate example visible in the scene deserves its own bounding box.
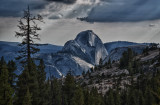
[0,0,160,45]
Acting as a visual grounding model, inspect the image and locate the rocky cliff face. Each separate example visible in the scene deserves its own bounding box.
[41,30,108,77]
[63,30,108,65]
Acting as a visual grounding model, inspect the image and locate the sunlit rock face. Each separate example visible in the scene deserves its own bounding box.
[42,30,108,77]
[63,30,108,65]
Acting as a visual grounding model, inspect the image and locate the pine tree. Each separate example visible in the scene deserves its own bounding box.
[83,89,90,105]
[143,46,149,56]
[128,62,133,75]
[158,48,160,65]
[28,60,39,105]
[90,67,94,72]
[22,88,32,105]
[15,6,43,69]
[44,79,51,105]
[107,89,115,105]
[72,85,84,105]
[7,60,17,88]
[99,58,103,68]
[63,71,76,105]
[144,88,155,105]
[51,78,62,105]
[119,51,128,69]
[119,48,134,69]
[138,91,145,105]
[128,89,137,105]
[108,58,112,68]
[89,87,102,105]
[0,56,6,66]
[37,59,47,105]
[0,64,14,105]
[0,57,6,73]
[128,48,133,62]
[15,66,30,105]
[120,90,128,105]
[16,60,39,105]
[15,6,43,105]
[114,91,121,105]
[82,71,85,77]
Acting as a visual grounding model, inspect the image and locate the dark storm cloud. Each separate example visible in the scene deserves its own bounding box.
[0,0,47,17]
[1,0,160,22]
[87,0,160,22]
[45,0,76,4]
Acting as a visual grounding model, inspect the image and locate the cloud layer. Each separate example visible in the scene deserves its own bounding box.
[88,0,160,22]
[1,0,160,22]
[0,0,46,17]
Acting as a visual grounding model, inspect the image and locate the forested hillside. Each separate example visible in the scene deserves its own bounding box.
[0,43,160,105]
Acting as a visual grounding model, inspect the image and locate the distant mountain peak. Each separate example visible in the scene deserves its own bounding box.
[75,30,102,47]
[62,30,108,65]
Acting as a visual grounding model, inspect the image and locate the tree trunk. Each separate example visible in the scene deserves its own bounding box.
[27,6,31,70]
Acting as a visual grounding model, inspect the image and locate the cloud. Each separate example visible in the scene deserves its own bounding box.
[45,0,76,4]
[0,0,47,17]
[87,0,160,22]
[39,0,97,19]
[0,0,77,17]
[39,0,160,22]
[1,0,160,22]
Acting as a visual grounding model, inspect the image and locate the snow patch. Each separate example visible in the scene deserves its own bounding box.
[72,56,93,70]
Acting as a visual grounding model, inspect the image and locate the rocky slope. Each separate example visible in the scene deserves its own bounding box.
[39,30,108,77]
[76,48,160,94]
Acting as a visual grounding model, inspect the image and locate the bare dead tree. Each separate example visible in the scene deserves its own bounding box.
[15,6,44,69]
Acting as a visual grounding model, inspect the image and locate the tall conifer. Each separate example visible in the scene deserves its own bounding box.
[0,65,13,105]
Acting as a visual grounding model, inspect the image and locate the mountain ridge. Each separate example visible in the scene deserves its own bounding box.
[0,30,148,77]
